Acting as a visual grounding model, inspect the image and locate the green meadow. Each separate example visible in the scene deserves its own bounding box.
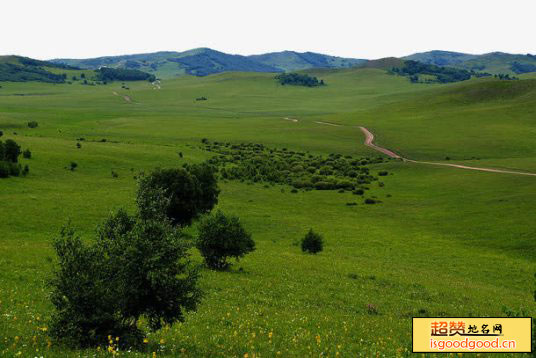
[0,68,535,357]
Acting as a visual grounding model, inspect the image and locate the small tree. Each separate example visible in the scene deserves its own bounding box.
[301,229,324,254]
[3,139,21,163]
[27,121,39,128]
[49,210,201,347]
[0,130,3,137]
[197,211,255,270]
[70,162,78,171]
[22,149,31,159]
[137,163,219,226]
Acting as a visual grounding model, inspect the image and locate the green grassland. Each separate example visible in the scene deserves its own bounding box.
[1,68,535,357]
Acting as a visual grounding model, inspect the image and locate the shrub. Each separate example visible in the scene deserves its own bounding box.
[22,149,31,159]
[22,165,29,176]
[364,198,377,204]
[70,162,78,171]
[0,161,22,178]
[0,130,3,137]
[2,139,21,163]
[9,162,20,176]
[137,163,219,226]
[0,161,9,178]
[49,211,201,348]
[301,229,324,254]
[27,121,39,128]
[314,181,336,190]
[197,211,255,270]
[76,142,81,149]
[353,189,364,195]
[378,171,388,176]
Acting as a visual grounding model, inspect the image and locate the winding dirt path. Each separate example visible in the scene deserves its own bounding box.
[112,91,133,103]
[315,121,341,127]
[283,117,298,122]
[359,126,536,177]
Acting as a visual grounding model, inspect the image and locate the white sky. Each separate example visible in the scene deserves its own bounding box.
[2,0,536,60]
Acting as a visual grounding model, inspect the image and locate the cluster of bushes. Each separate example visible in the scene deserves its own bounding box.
[511,62,536,74]
[0,138,29,178]
[275,73,325,87]
[49,163,258,348]
[96,67,156,82]
[494,73,519,81]
[392,61,483,83]
[203,140,386,195]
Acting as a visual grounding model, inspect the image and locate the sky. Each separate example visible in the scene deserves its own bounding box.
[2,0,536,60]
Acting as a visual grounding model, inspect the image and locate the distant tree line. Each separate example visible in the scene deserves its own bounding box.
[275,73,325,87]
[494,73,519,80]
[96,67,156,82]
[392,60,482,83]
[511,61,536,74]
[18,57,80,70]
[0,63,66,83]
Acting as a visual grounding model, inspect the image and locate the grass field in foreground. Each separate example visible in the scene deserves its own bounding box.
[0,68,535,357]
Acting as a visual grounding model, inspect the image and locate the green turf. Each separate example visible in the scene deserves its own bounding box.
[0,68,534,357]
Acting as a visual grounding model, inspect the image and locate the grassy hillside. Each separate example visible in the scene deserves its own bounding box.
[406,50,536,75]
[404,50,479,66]
[0,68,534,357]
[0,56,76,83]
[249,51,365,71]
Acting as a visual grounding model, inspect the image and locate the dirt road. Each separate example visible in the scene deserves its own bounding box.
[359,126,536,177]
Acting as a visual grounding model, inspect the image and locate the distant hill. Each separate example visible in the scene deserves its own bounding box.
[0,56,75,83]
[51,48,366,78]
[360,57,405,70]
[404,50,536,74]
[249,51,366,72]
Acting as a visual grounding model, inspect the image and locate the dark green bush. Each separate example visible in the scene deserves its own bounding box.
[9,162,20,176]
[137,163,219,226]
[301,229,324,254]
[27,121,39,128]
[196,211,255,270]
[314,181,336,190]
[2,139,21,163]
[70,162,78,171]
[0,161,9,178]
[22,149,31,159]
[364,198,377,204]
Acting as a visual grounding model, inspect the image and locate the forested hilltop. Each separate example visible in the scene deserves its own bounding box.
[0,55,156,83]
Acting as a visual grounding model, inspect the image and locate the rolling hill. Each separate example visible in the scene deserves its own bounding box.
[51,48,366,78]
[0,55,75,83]
[405,50,536,74]
[249,50,366,71]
